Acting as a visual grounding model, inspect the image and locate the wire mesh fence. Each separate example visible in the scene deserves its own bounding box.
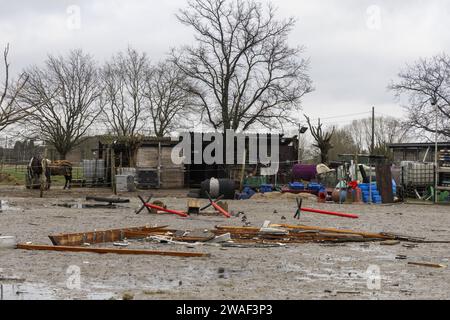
[0,162,85,186]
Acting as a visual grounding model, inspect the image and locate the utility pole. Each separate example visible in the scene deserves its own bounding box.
[298,124,302,163]
[371,107,375,155]
[433,99,438,204]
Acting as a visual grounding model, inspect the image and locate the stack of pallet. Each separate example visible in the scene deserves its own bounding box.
[439,149,450,188]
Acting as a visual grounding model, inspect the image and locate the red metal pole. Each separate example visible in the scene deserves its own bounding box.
[210,201,231,218]
[144,203,189,218]
[301,207,359,219]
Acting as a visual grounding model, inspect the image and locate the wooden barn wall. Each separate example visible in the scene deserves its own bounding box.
[136,146,184,189]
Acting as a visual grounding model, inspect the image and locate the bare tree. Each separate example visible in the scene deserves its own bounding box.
[101,47,148,138]
[145,60,195,137]
[345,116,411,155]
[173,0,313,132]
[389,53,450,139]
[100,48,149,165]
[328,128,359,161]
[21,50,102,159]
[0,44,36,133]
[305,115,335,164]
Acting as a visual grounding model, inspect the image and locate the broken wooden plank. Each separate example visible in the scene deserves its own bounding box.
[380,240,401,246]
[212,226,382,244]
[124,229,216,243]
[407,262,447,269]
[49,226,169,246]
[86,196,130,204]
[214,226,368,239]
[16,244,210,258]
[270,224,394,240]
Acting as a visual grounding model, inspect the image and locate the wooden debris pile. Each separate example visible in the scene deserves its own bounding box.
[16,222,446,257]
[213,224,396,244]
[46,223,426,247]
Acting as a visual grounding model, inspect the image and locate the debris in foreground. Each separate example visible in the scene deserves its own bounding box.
[407,262,447,269]
[46,223,435,247]
[16,243,210,258]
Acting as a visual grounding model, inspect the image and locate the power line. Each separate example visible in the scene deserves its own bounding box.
[307,111,372,122]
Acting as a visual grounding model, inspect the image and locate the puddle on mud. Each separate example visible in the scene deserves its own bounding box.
[0,282,120,300]
[0,283,56,300]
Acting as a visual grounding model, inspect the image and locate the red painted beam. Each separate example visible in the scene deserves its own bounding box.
[144,203,189,218]
[301,207,359,219]
[210,201,231,218]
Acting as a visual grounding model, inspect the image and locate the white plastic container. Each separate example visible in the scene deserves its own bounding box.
[115,175,136,192]
[0,236,17,249]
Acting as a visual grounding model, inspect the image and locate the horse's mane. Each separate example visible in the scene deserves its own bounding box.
[51,160,73,167]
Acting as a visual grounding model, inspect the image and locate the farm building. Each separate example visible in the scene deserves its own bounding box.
[93,133,299,189]
[388,142,450,164]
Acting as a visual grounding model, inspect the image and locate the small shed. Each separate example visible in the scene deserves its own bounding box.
[389,142,450,164]
[136,137,184,189]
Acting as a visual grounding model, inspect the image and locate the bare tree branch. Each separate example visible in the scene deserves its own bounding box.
[389,53,450,139]
[0,44,37,133]
[305,115,334,164]
[173,0,313,132]
[20,49,102,159]
[144,60,195,137]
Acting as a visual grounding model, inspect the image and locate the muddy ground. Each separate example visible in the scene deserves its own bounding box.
[0,185,449,300]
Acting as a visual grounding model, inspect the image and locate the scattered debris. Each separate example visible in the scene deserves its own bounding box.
[380,240,401,246]
[122,292,134,300]
[55,203,119,209]
[408,262,447,269]
[0,276,25,283]
[208,233,232,244]
[259,221,289,235]
[54,197,131,209]
[86,196,130,204]
[113,241,129,247]
[214,225,399,244]
[49,225,169,246]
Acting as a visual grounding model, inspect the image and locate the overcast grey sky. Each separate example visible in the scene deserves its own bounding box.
[1,0,450,129]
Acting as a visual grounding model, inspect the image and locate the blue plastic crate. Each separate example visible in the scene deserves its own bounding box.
[260,184,273,193]
[307,183,323,192]
[289,182,305,190]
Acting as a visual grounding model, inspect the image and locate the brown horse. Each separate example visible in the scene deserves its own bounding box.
[28,157,73,190]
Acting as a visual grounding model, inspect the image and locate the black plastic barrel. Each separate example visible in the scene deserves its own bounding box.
[200,178,236,199]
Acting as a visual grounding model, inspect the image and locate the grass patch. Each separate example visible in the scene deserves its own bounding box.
[0,164,84,185]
